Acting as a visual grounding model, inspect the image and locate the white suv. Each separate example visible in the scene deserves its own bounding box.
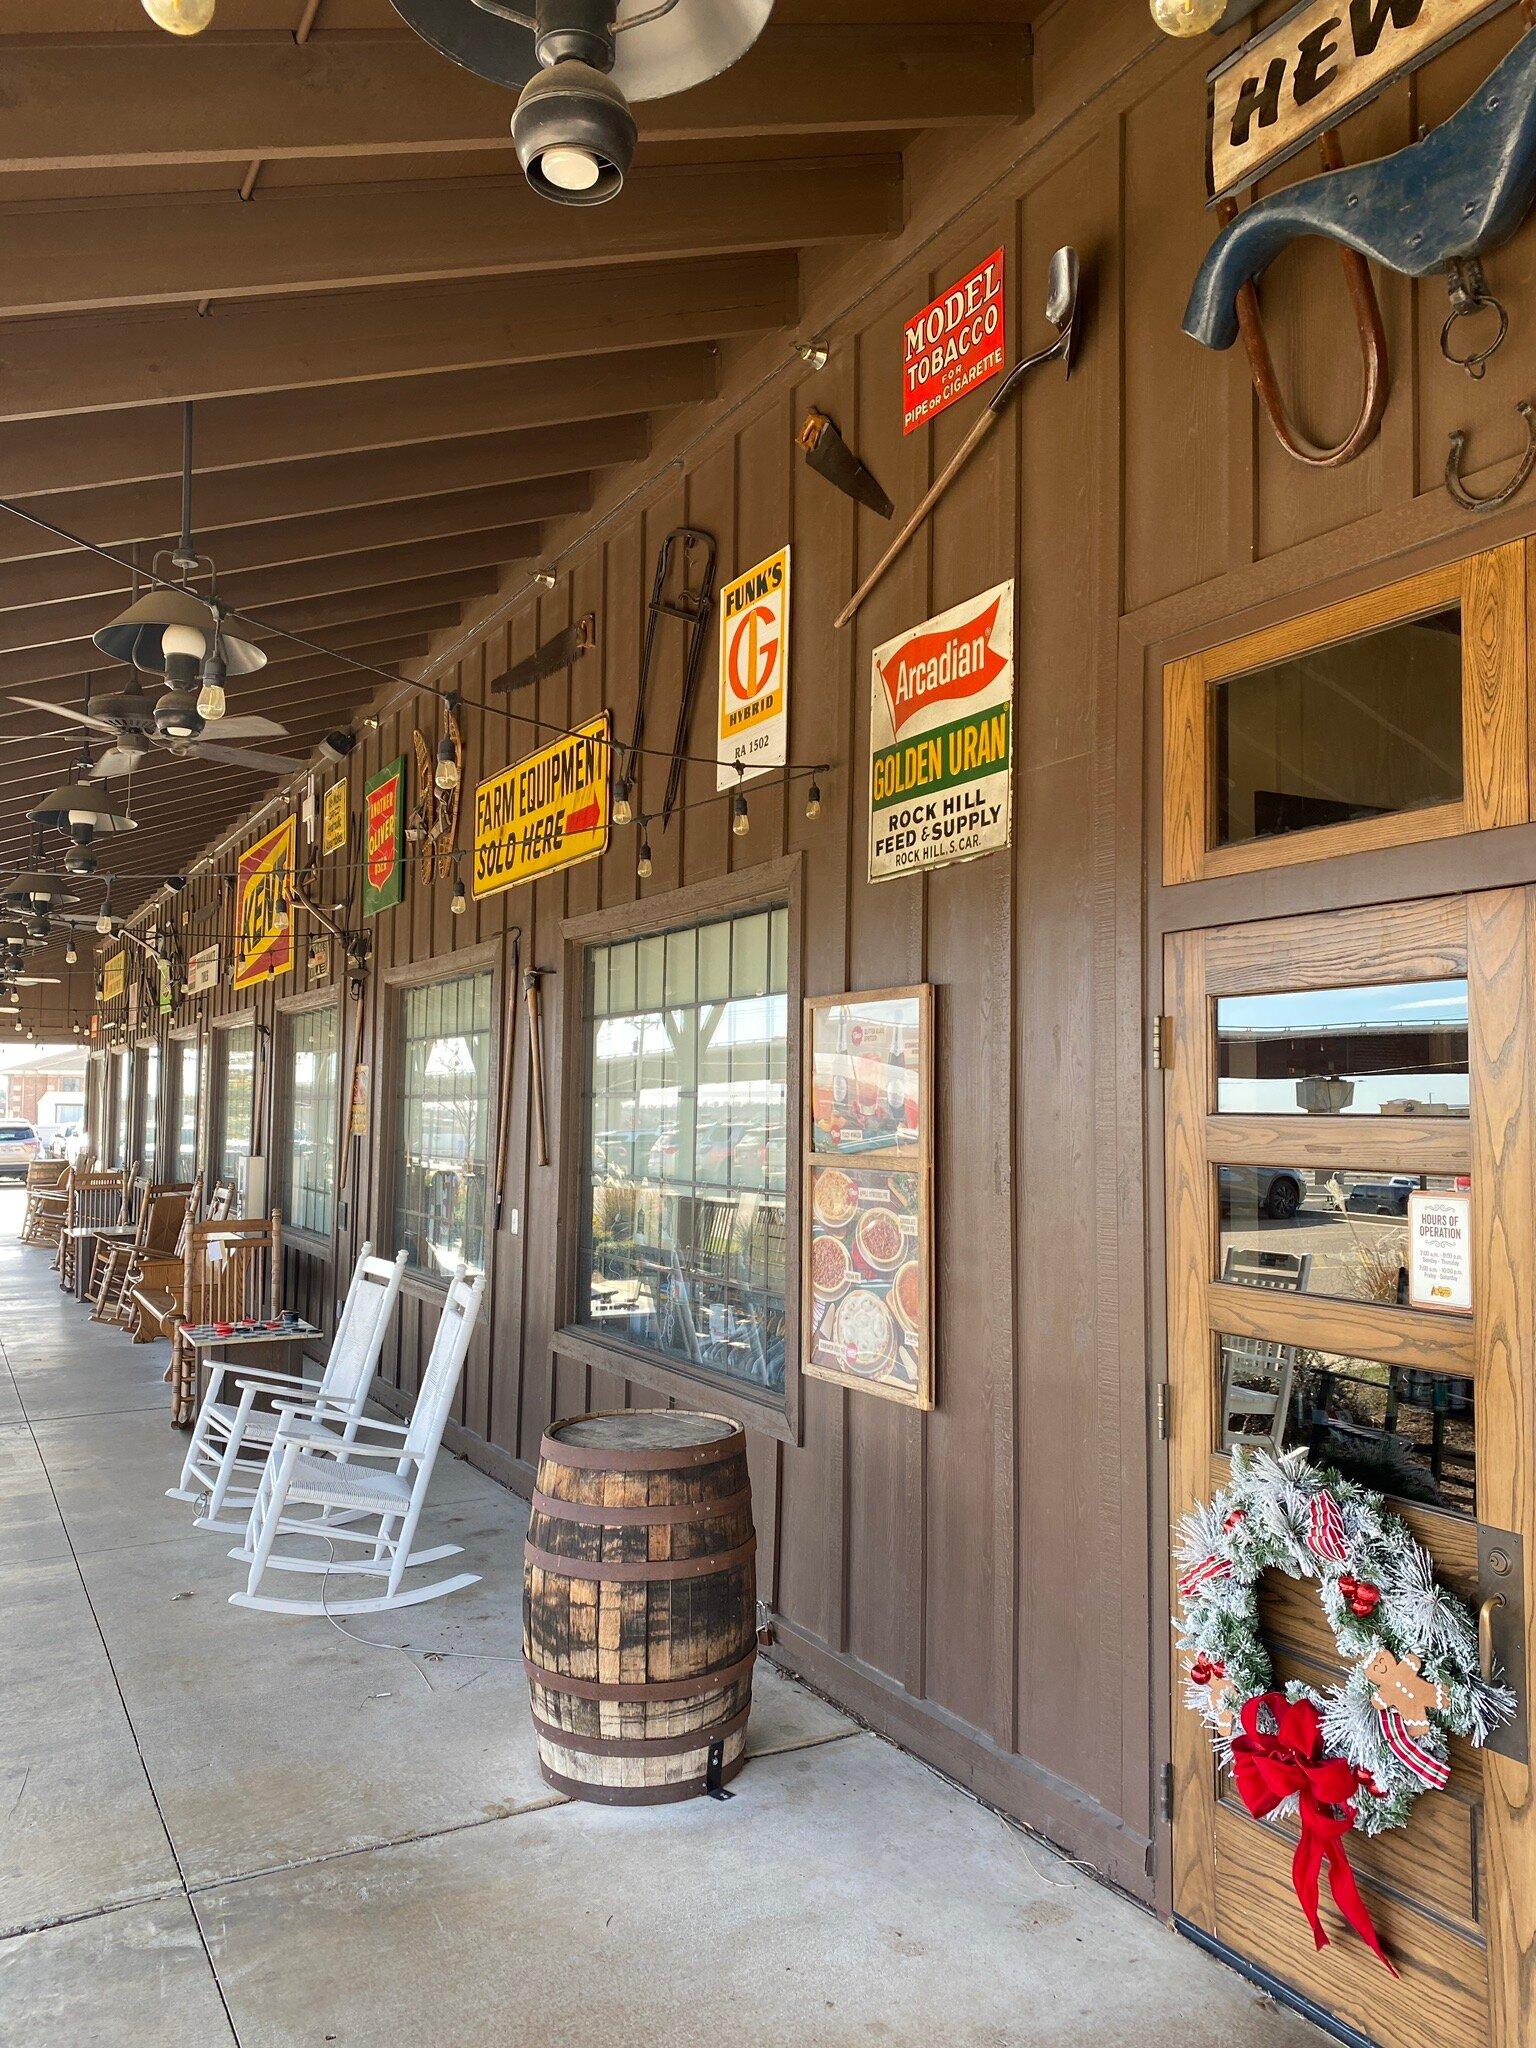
[0,1120,41,1181]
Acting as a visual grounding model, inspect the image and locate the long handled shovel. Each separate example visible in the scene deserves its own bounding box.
[834,248,1081,632]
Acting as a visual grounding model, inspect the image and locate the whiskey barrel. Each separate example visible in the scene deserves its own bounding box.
[523,1411,757,1804]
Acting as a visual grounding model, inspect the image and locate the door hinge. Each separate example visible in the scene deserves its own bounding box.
[1150,1014,1172,1069]
[1160,1761,1175,1822]
[1154,1383,1171,1441]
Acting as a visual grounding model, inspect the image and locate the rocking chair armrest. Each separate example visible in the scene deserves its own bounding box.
[227,1366,324,1398]
[273,1399,411,1438]
[135,1256,183,1287]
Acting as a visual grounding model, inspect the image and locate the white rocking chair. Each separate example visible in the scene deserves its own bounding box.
[167,1244,408,1534]
[229,1265,485,1617]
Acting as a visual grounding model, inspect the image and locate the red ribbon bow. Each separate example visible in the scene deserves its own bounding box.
[1231,1692,1397,1976]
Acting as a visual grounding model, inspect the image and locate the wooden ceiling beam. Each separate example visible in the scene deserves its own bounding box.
[0,532,535,656]
[0,27,1028,171]
[0,158,897,318]
[0,254,794,421]
[0,347,712,498]
[0,439,606,570]
[0,604,458,695]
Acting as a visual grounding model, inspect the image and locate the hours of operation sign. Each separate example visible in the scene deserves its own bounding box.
[1407,1188,1473,1315]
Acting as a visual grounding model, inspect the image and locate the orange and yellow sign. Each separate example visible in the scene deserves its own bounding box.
[473,713,610,899]
[717,546,789,788]
[233,814,295,991]
[98,951,126,1005]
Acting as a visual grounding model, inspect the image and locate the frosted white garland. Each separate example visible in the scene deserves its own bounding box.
[1176,1448,1515,1834]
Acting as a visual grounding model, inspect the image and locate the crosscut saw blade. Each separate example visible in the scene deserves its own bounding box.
[798,411,894,520]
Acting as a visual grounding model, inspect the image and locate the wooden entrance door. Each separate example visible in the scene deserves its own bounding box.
[1165,892,1535,2048]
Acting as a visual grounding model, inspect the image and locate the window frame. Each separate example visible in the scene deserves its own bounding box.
[209,1012,258,1202]
[168,1027,202,1186]
[1162,543,1528,886]
[554,856,804,1446]
[274,987,342,1254]
[134,1035,161,1182]
[378,939,503,1303]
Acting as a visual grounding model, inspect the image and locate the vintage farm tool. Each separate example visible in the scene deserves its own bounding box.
[1214,129,1388,468]
[616,527,716,829]
[408,698,463,884]
[492,926,522,1231]
[524,964,551,1170]
[492,614,596,695]
[798,410,893,519]
[834,247,1080,631]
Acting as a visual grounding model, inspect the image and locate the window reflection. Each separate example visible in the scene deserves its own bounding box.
[578,906,789,1395]
[173,1040,199,1183]
[216,1025,255,1199]
[139,1043,159,1177]
[394,972,491,1278]
[1213,606,1462,847]
[285,1006,338,1237]
[1216,980,1468,1117]
[1217,1166,1469,1308]
[1219,1337,1474,1517]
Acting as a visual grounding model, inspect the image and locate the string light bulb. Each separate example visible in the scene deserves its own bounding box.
[65,939,77,965]
[612,779,634,827]
[96,885,113,937]
[731,785,751,838]
[1148,0,1226,34]
[197,631,228,723]
[141,0,216,32]
[636,828,653,881]
[805,777,822,820]
[451,868,467,916]
[435,728,460,791]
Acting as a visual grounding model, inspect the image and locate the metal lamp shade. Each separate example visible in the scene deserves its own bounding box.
[0,874,79,910]
[26,783,137,835]
[390,0,775,100]
[93,589,266,676]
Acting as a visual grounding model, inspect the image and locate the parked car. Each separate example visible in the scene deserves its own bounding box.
[1216,1163,1305,1221]
[0,1120,41,1181]
[1344,1175,1417,1217]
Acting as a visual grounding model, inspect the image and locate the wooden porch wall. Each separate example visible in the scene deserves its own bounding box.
[116,0,1536,1899]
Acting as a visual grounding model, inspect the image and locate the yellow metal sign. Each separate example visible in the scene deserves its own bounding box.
[717,545,790,788]
[233,814,296,991]
[473,712,611,899]
[99,951,125,1004]
[322,779,348,855]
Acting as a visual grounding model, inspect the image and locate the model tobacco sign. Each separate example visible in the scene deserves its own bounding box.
[868,580,1015,883]
[362,757,405,917]
[717,546,790,787]
[472,711,611,898]
[902,247,1006,434]
[233,813,295,991]
[1206,0,1512,202]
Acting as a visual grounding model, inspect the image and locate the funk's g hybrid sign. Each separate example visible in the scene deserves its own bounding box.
[717,546,790,787]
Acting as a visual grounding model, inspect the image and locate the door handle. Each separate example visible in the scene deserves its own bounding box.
[1478,1524,1527,1764]
[1480,1593,1506,1681]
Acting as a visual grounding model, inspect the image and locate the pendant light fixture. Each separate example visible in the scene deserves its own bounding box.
[26,678,139,874]
[390,0,774,205]
[142,0,216,31]
[92,406,266,705]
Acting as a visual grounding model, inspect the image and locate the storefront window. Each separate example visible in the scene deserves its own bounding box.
[172,1038,199,1182]
[1217,1166,1470,1309]
[112,1051,131,1168]
[576,905,790,1395]
[1216,980,1468,1118]
[139,1043,159,1178]
[214,1023,255,1199]
[283,1006,339,1238]
[393,971,492,1278]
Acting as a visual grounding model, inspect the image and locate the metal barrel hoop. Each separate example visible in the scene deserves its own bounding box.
[1221,130,1389,470]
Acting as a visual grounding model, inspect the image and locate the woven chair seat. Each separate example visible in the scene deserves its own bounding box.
[284,1452,413,1513]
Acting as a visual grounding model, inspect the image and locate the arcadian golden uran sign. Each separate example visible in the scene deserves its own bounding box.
[233,813,295,991]
[868,580,1014,883]
[473,711,611,899]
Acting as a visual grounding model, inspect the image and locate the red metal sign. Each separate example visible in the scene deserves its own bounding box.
[902,247,1006,435]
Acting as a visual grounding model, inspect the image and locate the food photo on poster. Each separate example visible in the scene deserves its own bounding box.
[807,1162,924,1397]
[810,993,922,1153]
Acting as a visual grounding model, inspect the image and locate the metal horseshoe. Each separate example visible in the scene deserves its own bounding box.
[1220,131,1389,470]
[1446,400,1536,514]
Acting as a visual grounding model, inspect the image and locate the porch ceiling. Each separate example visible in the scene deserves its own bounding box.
[0,0,1032,1025]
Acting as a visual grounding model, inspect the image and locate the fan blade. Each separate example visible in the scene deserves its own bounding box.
[13,975,61,986]
[91,748,140,780]
[184,740,304,775]
[205,714,288,741]
[12,696,118,735]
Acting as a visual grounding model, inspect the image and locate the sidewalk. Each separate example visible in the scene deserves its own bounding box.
[0,1191,1321,2047]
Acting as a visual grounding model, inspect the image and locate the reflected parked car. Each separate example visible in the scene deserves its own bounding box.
[0,1120,41,1181]
[1344,1175,1417,1217]
[1217,1163,1305,1221]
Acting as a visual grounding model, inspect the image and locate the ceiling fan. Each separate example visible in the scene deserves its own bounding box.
[13,672,301,782]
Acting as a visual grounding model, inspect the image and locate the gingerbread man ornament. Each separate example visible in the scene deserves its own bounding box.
[1365,1648,1444,1731]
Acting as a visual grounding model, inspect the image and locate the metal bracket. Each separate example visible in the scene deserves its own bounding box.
[704,1738,735,1801]
[1151,1015,1172,1070]
[1478,1522,1527,1764]
[1155,1384,1171,1442]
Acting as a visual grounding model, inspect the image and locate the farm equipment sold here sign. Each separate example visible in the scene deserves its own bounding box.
[868,580,1015,883]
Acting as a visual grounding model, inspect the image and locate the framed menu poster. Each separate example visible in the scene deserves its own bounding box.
[802,986,933,1410]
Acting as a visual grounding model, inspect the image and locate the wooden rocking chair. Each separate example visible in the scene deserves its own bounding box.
[92,1179,198,1325]
[20,1158,68,1244]
[58,1164,134,1295]
[158,1212,283,1428]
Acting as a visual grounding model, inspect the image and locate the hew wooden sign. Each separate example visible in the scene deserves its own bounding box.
[187,943,220,995]
[233,814,295,992]
[322,780,348,855]
[868,580,1015,882]
[717,546,790,787]
[1207,0,1513,202]
[472,711,611,898]
[903,248,1006,434]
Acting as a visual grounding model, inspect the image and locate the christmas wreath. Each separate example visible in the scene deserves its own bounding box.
[1176,1448,1515,1972]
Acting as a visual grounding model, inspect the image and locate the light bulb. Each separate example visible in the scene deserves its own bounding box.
[196,677,226,722]
[96,908,112,936]
[435,743,460,792]
[65,941,77,965]
[805,779,822,820]
[160,621,207,660]
[142,0,215,31]
[612,781,633,827]
[731,790,750,838]
[451,874,467,916]
[540,147,601,194]
[636,836,653,881]
[1148,0,1226,35]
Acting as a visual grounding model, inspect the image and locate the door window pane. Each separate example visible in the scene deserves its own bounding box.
[1219,1338,1474,1518]
[1216,980,1468,1117]
[113,1053,131,1168]
[215,1024,255,1199]
[284,1007,339,1237]
[394,971,492,1277]
[1217,1167,1469,1308]
[139,1043,159,1178]
[576,904,789,1395]
[173,1040,199,1181]
[1213,607,1462,847]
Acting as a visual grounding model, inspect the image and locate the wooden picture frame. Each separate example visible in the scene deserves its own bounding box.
[802,984,934,1411]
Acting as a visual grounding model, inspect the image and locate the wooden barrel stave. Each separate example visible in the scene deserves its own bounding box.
[523,1411,757,1804]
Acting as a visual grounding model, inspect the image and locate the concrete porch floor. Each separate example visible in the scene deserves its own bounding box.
[0,1192,1323,2048]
